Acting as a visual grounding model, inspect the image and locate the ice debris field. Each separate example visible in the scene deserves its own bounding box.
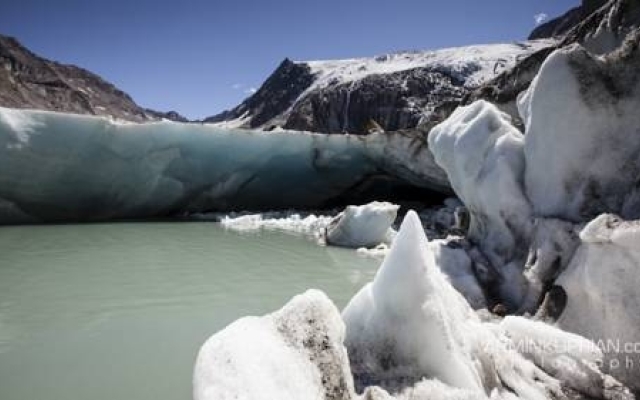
[194,34,640,400]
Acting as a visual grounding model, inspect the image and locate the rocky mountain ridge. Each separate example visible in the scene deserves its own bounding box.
[463,0,640,129]
[0,34,186,122]
[211,0,640,135]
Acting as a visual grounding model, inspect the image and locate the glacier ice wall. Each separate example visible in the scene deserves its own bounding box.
[0,107,448,224]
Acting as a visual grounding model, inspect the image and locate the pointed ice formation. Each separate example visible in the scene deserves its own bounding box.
[341,212,606,399]
[343,211,483,393]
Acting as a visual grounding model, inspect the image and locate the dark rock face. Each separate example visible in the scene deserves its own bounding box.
[529,5,589,40]
[284,67,468,134]
[560,0,640,53]
[584,0,610,14]
[528,1,609,41]
[529,7,584,40]
[203,58,315,128]
[0,34,186,122]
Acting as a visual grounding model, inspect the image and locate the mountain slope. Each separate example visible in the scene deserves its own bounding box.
[205,41,555,134]
[203,58,315,128]
[0,34,186,122]
[210,0,640,135]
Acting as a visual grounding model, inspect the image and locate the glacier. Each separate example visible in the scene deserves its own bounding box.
[342,211,486,393]
[0,107,449,224]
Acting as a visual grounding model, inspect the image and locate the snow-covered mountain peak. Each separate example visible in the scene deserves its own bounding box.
[207,39,556,133]
[302,40,556,91]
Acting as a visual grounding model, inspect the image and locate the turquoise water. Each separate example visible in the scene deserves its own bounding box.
[0,222,378,400]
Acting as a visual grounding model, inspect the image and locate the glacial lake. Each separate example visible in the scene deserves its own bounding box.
[0,222,378,400]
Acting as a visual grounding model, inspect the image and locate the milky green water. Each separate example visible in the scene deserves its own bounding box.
[0,222,378,400]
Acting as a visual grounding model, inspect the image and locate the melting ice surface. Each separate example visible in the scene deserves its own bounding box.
[0,222,378,400]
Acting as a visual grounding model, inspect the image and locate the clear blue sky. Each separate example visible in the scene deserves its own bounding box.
[1,0,578,119]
